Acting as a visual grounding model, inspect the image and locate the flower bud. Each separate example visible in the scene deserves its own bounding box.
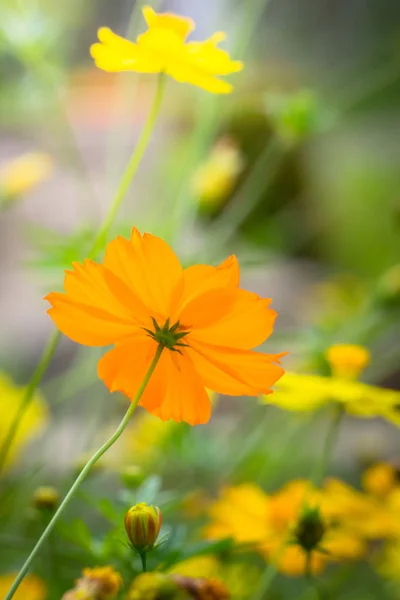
[120,465,145,489]
[33,486,59,512]
[325,344,370,380]
[124,502,162,551]
[294,506,325,553]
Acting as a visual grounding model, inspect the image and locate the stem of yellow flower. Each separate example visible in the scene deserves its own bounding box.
[252,538,288,600]
[0,74,166,475]
[0,329,61,473]
[312,405,344,488]
[5,345,164,600]
[89,72,166,258]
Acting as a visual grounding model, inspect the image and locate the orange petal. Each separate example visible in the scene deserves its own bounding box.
[188,339,285,396]
[104,229,183,320]
[64,259,148,322]
[174,255,239,320]
[190,291,277,349]
[179,288,236,330]
[46,293,140,346]
[140,350,211,425]
[97,334,159,398]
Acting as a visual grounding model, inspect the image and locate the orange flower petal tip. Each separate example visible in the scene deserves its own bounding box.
[46,228,285,425]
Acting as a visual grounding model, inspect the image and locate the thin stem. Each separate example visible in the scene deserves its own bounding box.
[140,552,147,572]
[0,329,61,473]
[312,405,344,488]
[252,539,288,600]
[5,346,164,600]
[89,73,166,258]
[0,75,166,475]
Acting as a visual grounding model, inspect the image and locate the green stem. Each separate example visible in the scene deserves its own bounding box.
[0,329,61,473]
[140,552,147,572]
[5,346,164,600]
[312,406,344,488]
[89,73,166,258]
[0,75,166,475]
[252,539,288,600]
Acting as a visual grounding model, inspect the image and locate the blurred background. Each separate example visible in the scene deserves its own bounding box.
[1,0,400,597]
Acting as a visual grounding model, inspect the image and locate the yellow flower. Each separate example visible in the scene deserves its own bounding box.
[168,556,261,600]
[0,153,52,201]
[205,479,369,577]
[192,138,245,209]
[0,574,46,600]
[362,463,397,498]
[0,372,48,471]
[263,344,400,425]
[90,6,243,94]
[62,566,122,600]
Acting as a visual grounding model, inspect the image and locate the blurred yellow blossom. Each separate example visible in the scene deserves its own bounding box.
[0,372,48,471]
[62,566,122,600]
[362,463,397,498]
[0,153,52,202]
[263,344,400,425]
[205,478,377,577]
[192,138,245,209]
[169,556,261,599]
[90,6,243,94]
[0,574,46,600]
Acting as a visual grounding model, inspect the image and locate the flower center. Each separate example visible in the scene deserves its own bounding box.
[144,318,189,352]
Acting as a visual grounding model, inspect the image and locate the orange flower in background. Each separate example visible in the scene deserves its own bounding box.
[45,228,285,425]
[90,5,243,94]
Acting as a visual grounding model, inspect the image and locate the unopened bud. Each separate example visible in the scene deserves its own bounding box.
[294,506,325,553]
[33,486,59,511]
[325,344,370,380]
[124,502,162,552]
[120,465,145,489]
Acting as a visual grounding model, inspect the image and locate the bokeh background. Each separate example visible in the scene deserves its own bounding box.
[1,0,400,598]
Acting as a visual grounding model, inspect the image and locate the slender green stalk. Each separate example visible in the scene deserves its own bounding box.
[89,73,166,257]
[312,406,344,488]
[5,346,164,600]
[252,539,287,600]
[0,329,61,472]
[0,74,166,475]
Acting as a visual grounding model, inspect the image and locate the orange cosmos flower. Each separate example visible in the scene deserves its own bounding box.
[45,228,284,425]
[90,6,243,94]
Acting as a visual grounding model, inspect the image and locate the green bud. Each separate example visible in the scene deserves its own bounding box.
[294,505,325,553]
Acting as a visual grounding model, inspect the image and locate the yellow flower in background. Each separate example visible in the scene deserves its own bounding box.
[263,344,400,425]
[90,6,243,94]
[0,372,48,471]
[362,463,397,498]
[62,566,122,600]
[192,137,245,209]
[0,574,46,600]
[205,478,374,577]
[168,556,261,600]
[0,153,52,202]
